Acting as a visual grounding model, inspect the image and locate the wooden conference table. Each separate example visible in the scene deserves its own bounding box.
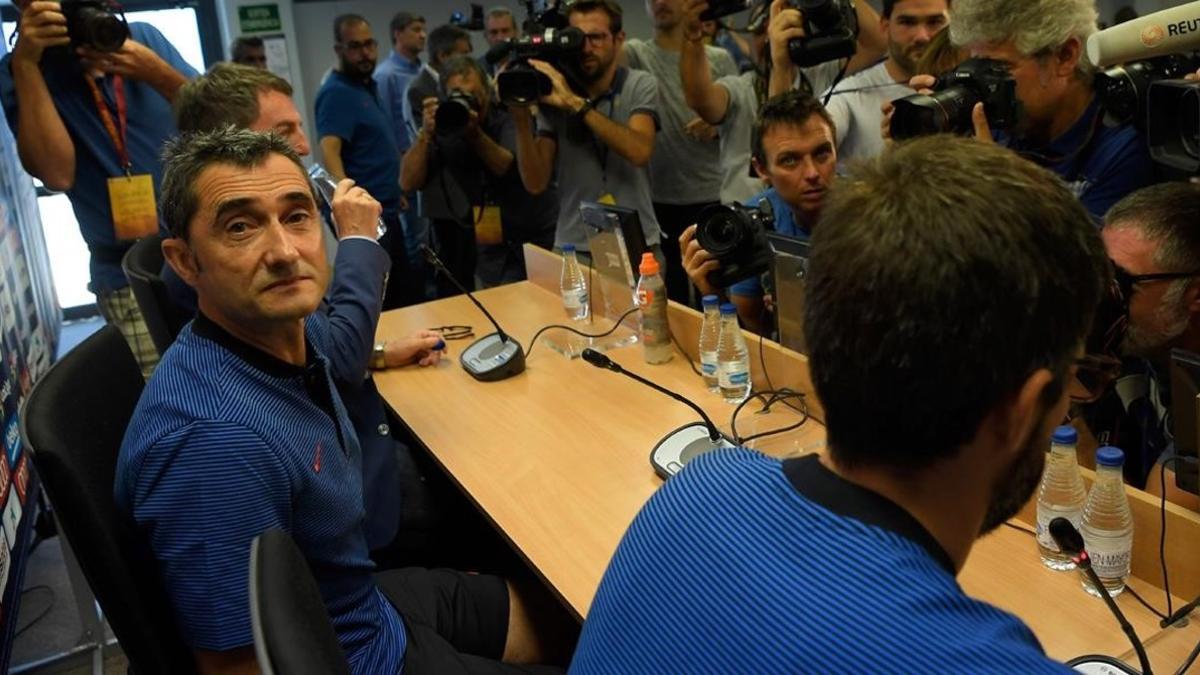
[374,247,1200,671]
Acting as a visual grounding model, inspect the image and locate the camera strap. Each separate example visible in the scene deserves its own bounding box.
[84,75,130,173]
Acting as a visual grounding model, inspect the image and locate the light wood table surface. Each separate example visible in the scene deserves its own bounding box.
[375,279,1198,671]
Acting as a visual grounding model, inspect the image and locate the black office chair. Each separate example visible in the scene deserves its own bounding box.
[19,325,196,674]
[250,528,351,675]
[122,234,188,356]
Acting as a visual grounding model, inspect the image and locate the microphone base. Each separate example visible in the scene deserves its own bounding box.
[1066,654,1140,674]
[650,422,736,479]
[459,332,526,382]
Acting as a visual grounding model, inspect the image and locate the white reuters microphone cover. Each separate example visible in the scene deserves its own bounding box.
[1086,0,1200,68]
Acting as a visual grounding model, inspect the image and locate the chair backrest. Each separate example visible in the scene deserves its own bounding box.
[250,529,351,675]
[19,325,196,674]
[122,235,186,356]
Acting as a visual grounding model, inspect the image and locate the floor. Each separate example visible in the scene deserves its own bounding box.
[9,315,129,674]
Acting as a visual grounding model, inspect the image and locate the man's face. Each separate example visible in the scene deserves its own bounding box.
[335,21,378,78]
[437,37,474,67]
[485,15,517,46]
[250,90,310,157]
[646,0,683,31]
[236,46,268,69]
[571,9,623,83]
[754,116,837,221]
[979,382,1070,535]
[396,20,427,55]
[1104,225,1195,359]
[445,70,490,116]
[968,38,1077,138]
[170,154,329,330]
[883,0,948,76]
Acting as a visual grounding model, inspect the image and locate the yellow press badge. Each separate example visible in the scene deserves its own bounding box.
[108,173,158,240]
[474,205,503,245]
[597,193,617,206]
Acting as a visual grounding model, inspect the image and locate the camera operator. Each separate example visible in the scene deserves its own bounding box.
[402,56,558,293]
[680,90,836,334]
[923,0,1155,221]
[680,0,882,205]
[511,0,664,259]
[0,0,197,379]
[1078,184,1200,498]
[823,0,948,165]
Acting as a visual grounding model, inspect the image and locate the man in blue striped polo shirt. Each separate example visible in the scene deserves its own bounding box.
[116,128,562,674]
[571,136,1111,673]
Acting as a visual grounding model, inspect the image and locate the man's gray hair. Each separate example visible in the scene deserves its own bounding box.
[160,127,310,241]
[487,6,515,23]
[1105,182,1200,275]
[950,0,1098,76]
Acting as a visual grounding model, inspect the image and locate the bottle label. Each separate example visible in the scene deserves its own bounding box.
[1089,546,1132,579]
[637,289,653,307]
[563,288,587,310]
[701,361,717,377]
[1034,510,1082,551]
[719,365,749,388]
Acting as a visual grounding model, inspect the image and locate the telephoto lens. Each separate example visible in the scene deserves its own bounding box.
[434,90,477,136]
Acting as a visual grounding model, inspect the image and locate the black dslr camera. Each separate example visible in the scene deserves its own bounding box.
[699,0,754,22]
[434,89,479,137]
[695,199,775,288]
[62,0,129,53]
[889,57,1021,140]
[492,27,586,106]
[787,0,858,67]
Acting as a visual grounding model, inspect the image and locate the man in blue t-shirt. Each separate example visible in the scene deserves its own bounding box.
[942,0,1155,222]
[680,90,836,333]
[315,13,421,310]
[119,128,563,674]
[572,136,1110,674]
[0,0,197,378]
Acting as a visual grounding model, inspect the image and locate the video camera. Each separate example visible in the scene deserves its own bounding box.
[434,89,480,137]
[450,4,485,30]
[889,57,1022,140]
[694,199,775,288]
[61,0,129,53]
[1086,0,1200,172]
[489,0,584,107]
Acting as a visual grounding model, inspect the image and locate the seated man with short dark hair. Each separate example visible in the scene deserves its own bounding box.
[571,135,1109,673]
[116,128,562,675]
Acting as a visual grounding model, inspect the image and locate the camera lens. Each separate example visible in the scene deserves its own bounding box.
[696,208,747,257]
[435,97,471,135]
[1180,86,1200,162]
[76,5,129,52]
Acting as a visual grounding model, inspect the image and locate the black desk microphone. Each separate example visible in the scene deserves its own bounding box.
[1049,518,1153,675]
[420,245,525,382]
[581,349,734,479]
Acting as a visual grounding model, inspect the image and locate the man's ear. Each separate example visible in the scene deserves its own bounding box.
[1054,36,1083,79]
[752,156,770,185]
[983,367,1058,464]
[162,237,200,288]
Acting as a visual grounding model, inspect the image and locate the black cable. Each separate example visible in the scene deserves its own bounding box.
[525,306,641,360]
[821,61,851,107]
[729,389,809,445]
[1177,633,1200,675]
[757,308,806,415]
[14,585,55,639]
[671,329,703,377]
[1126,584,1169,622]
[1002,521,1036,537]
[1161,456,1180,620]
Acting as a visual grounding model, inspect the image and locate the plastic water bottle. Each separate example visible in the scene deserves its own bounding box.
[716,303,750,403]
[698,295,721,392]
[1079,446,1134,597]
[560,245,589,321]
[1035,426,1088,570]
[636,252,672,364]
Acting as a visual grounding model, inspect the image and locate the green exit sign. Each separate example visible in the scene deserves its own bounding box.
[238,4,281,33]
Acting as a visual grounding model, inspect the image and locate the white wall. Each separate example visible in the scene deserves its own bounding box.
[1097,0,1192,25]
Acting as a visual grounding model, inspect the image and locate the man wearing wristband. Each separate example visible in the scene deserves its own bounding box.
[510,0,663,263]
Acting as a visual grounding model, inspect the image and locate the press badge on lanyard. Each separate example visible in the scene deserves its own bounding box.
[87,75,158,240]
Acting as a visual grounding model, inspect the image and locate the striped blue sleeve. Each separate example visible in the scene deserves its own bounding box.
[128,420,294,651]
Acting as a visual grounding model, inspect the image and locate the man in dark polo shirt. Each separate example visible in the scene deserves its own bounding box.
[315,13,420,309]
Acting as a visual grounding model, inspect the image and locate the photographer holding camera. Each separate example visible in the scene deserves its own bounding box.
[510,0,664,257]
[897,0,1155,221]
[402,56,558,293]
[680,90,836,334]
[0,0,196,378]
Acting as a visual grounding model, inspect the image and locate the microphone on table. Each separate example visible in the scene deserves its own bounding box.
[1049,518,1154,675]
[420,245,525,382]
[581,348,734,479]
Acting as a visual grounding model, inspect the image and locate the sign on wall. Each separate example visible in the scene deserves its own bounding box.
[238,4,282,33]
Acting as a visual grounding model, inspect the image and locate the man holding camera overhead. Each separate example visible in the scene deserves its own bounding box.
[511,0,664,263]
[0,0,196,378]
[401,56,557,292]
[921,0,1154,221]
